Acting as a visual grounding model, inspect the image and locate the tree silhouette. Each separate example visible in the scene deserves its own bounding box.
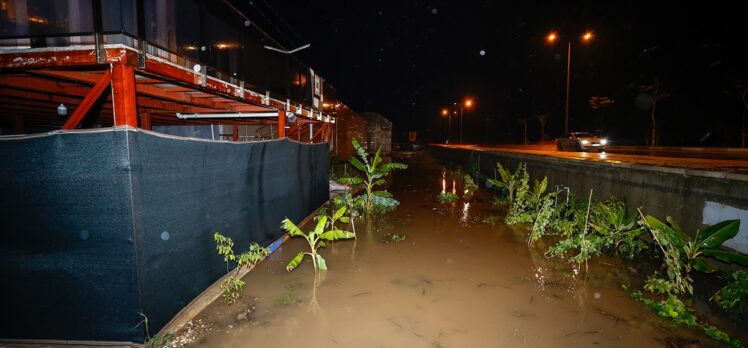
[588,96,615,131]
[640,79,671,146]
[518,117,530,144]
[534,113,549,144]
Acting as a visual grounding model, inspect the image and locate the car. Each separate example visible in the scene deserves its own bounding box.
[556,132,607,152]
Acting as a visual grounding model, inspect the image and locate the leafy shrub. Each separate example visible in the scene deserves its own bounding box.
[711,270,748,311]
[213,233,269,304]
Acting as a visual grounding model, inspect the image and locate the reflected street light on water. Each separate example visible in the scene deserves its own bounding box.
[546,31,593,134]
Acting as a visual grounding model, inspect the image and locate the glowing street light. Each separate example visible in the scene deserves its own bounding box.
[546,30,593,134]
[459,98,474,144]
[441,108,452,144]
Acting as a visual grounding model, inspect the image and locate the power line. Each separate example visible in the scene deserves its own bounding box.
[259,0,305,44]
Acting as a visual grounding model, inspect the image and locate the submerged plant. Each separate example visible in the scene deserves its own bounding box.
[337,138,407,213]
[282,214,355,272]
[213,232,269,304]
[711,270,748,311]
[437,191,459,203]
[589,200,647,259]
[640,214,747,295]
[628,289,744,348]
[487,162,526,204]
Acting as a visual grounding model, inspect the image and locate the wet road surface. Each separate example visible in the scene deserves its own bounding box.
[438,144,748,175]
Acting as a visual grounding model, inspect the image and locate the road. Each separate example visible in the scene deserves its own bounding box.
[437,144,748,175]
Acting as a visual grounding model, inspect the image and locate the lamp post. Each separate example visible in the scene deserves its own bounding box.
[451,98,473,144]
[547,31,592,134]
[441,108,452,144]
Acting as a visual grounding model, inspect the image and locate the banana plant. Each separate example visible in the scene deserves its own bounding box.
[643,215,747,273]
[487,162,524,203]
[590,202,646,258]
[337,138,407,212]
[282,215,355,272]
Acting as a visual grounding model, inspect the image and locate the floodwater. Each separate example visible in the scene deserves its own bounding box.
[171,152,735,348]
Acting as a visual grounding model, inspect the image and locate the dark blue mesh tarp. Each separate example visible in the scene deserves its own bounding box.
[0,129,329,342]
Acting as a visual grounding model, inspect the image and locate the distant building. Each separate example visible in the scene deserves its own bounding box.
[361,112,392,153]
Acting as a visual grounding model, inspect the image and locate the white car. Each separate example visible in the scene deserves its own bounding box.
[556,132,607,152]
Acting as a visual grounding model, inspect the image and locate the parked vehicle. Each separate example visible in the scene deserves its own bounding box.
[556,132,607,151]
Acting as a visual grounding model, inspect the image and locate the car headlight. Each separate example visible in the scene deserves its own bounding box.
[581,140,589,145]
[600,138,607,145]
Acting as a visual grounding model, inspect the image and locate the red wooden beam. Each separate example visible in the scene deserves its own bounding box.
[111,62,138,127]
[63,69,111,130]
[312,123,325,143]
[232,124,239,141]
[277,109,285,139]
[140,112,152,130]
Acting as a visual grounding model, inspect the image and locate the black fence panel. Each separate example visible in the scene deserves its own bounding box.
[0,129,329,342]
[128,132,329,334]
[0,130,141,341]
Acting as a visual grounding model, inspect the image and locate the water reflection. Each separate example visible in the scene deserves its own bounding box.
[460,202,471,225]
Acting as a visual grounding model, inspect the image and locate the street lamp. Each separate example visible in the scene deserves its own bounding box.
[546,31,593,134]
[454,98,474,144]
[441,108,452,144]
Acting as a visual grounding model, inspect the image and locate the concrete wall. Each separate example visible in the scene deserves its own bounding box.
[430,146,748,253]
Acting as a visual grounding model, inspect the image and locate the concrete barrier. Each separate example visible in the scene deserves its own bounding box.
[430,146,748,254]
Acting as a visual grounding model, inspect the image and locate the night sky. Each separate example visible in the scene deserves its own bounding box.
[246,1,748,146]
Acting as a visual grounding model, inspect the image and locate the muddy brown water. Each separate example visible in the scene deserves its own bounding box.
[171,152,739,348]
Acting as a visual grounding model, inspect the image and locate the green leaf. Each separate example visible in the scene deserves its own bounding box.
[316,254,327,270]
[697,220,740,250]
[339,216,350,224]
[381,162,408,172]
[371,195,399,207]
[319,229,355,241]
[486,178,501,188]
[314,217,327,236]
[281,218,303,236]
[371,147,383,171]
[692,258,716,273]
[337,177,363,185]
[372,178,387,186]
[349,157,366,172]
[645,215,686,249]
[332,206,347,220]
[286,252,306,272]
[318,241,327,248]
[665,216,691,243]
[374,190,393,198]
[703,249,748,267]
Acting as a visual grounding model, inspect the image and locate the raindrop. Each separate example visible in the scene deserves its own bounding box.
[243,20,251,27]
[431,8,438,14]
[479,50,486,56]
[593,292,601,299]
[161,231,170,241]
[554,53,561,60]
[80,230,90,240]
[378,10,383,15]
[200,46,206,52]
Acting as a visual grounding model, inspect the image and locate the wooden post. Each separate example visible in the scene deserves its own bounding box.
[232,123,239,141]
[140,112,152,130]
[63,69,111,129]
[111,61,138,127]
[277,109,285,139]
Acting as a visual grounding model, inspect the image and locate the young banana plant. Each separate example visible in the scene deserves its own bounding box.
[282,214,355,272]
[338,138,407,212]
